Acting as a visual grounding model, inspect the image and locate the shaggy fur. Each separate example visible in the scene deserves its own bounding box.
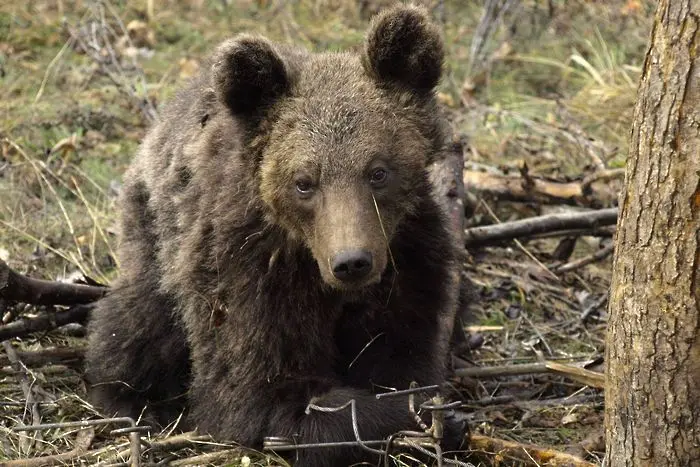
[85,4,467,465]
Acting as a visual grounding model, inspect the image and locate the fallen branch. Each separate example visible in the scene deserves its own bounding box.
[463,167,622,207]
[105,432,216,464]
[1,364,77,377]
[553,243,614,273]
[0,259,107,306]
[469,434,597,467]
[467,393,602,410]
[456,361,605,389]
[169,449,243,466]
[528,226,615,240]
[0,346,85,368]
[457,362,549,378]
[464,208,618,247]
[513,393,603,410]
[465,170,585,205]
[145,432,214,451]
[581,294,608,322]
[0,304,93,342]
[580,168,626,192]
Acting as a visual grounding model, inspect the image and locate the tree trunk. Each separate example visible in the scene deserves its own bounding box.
[605,1,700,466]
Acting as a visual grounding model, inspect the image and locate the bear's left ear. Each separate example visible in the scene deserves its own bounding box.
[211,34,290,115]
[362,4,444,93]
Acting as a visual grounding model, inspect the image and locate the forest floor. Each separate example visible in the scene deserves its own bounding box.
[1,1,655,465]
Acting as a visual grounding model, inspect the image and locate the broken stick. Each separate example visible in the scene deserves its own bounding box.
[0,304,93,341]
[0,259,107,306]
[464,208,618,248]
[463,168,622,207]
[0,346,85,368]
[455,361,605,389]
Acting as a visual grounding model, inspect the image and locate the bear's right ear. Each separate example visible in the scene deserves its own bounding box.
[211,35,290,115]
[362,4,444,93]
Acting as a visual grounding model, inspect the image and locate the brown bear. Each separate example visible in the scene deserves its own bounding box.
[85,3,467,465]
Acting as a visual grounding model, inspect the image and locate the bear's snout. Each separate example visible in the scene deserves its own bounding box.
[331,249,373,282]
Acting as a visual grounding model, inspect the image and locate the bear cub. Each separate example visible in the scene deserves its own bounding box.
[85,3,467,465]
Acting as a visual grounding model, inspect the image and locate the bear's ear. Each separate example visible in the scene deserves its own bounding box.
[363,4,444,93]
[211,35,290,115]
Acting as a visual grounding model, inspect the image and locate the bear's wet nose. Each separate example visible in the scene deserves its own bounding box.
[331,250,373,282]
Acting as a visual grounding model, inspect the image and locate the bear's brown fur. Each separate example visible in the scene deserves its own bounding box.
[85,4,466,465]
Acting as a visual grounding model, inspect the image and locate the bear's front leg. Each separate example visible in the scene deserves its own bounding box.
[85,278,191,429]
[268,383,460,466]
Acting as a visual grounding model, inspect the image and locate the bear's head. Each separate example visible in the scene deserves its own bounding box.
[212,4,445,291]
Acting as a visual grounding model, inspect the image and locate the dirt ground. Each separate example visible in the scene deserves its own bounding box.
[1,1,656,465]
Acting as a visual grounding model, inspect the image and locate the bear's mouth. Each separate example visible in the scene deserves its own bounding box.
[323,270,384,292]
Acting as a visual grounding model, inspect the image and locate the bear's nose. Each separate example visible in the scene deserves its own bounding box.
[331,249,373,282]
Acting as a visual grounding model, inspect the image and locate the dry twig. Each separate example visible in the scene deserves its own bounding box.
[67,2,158,123]
[466,0,519,77]
[3,428,95,467]
[553,243,614,274]
[169,449,244,466]
[2,341,44,454]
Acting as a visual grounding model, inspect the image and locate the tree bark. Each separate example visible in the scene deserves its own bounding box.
[605,1,700,466]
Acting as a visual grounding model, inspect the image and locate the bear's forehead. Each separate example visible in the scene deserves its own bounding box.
[297,53,368,90]
[298,98,378,138]
[290,56,393,141]
[295,55,383,108]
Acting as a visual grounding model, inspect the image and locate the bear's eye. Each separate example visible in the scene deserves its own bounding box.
[370,168,388,187]
[295,179,315,198]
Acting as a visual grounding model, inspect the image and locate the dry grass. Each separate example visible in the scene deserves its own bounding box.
[1,0,656,465]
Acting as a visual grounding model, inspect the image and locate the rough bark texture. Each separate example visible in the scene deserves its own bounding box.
[605,1,700,466]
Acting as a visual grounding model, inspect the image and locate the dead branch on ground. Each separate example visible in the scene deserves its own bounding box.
[144,432,214,451]
[464,208,618,247]
[169,449,244,466]
[552,243,614,273]
[464,168,622,207]
[528,226,615,240]
[468,393,603,411]
[0,259,107,306]
[0,304,94,341]
[0,259,103,341]
[469,434,597,467]
[0,346,85,368]
[456,360,605,389]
